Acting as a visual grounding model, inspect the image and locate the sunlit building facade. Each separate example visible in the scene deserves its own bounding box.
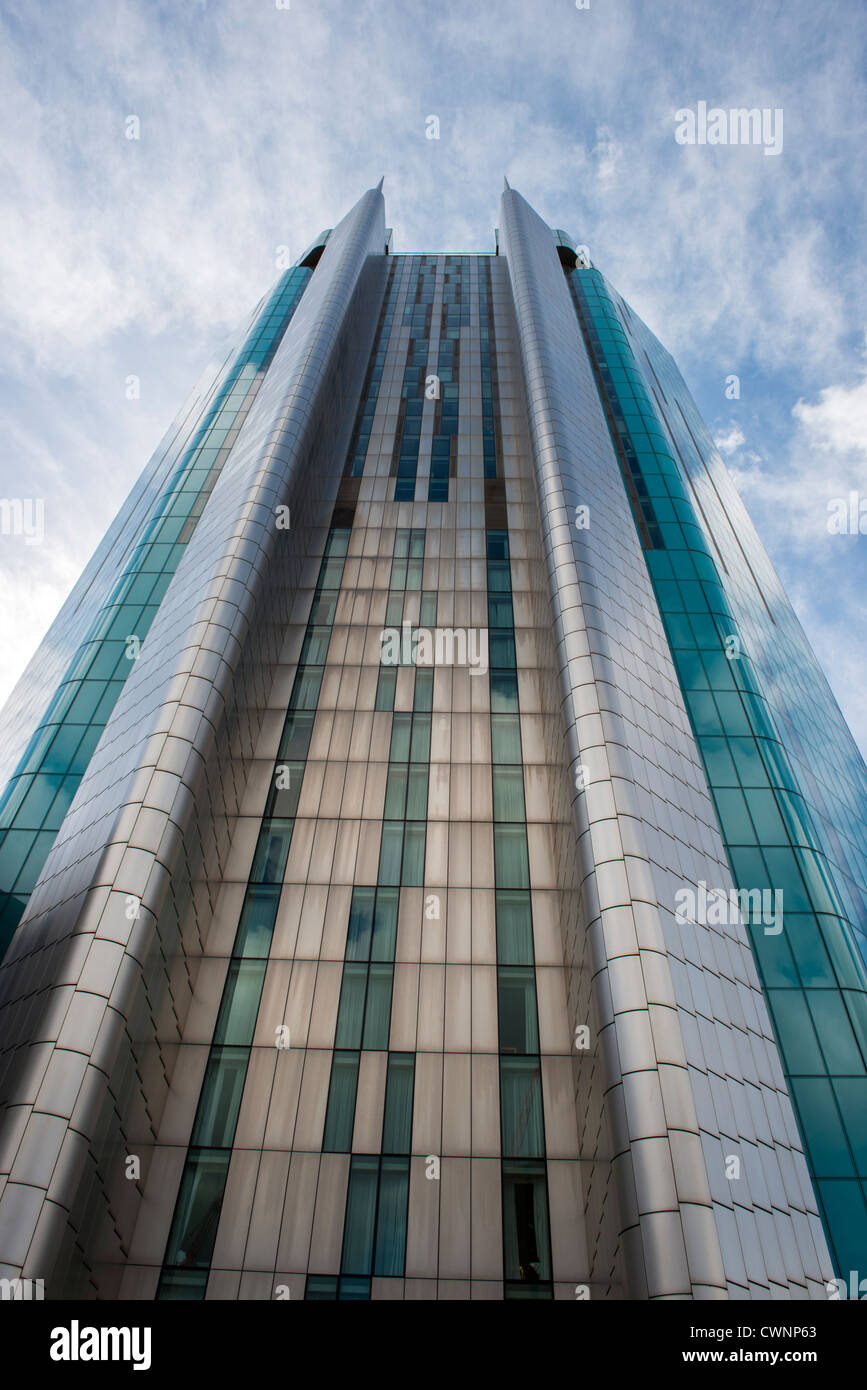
[0,183,865,1300]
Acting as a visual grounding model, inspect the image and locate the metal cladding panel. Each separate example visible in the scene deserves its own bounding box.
[498,186,831,1297]
[0,186,387,1284]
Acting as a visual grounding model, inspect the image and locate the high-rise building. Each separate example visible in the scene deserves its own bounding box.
[0,182,865,1301]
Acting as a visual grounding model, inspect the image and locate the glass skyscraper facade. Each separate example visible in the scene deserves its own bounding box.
[0,183,864,1300]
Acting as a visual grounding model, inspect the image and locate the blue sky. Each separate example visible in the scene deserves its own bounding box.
[0,0,865,752]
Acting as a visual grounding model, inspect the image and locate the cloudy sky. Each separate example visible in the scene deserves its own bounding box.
[0,0,865,753]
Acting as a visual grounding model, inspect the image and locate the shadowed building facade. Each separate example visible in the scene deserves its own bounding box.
[0,183,865,1300]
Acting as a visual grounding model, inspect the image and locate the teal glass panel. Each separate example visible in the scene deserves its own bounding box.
[494,826,530,890]
[498,967,540,1054]
[382,1053,414,1152]
[500,1057,545,1158]
[492,766,526,822]
[305,1275,338,1300]
[791,1079,855,1177]
[234,885,282,959]
[401,823,426,886]
[375,668,396,711]
[378,823,404,886]
[334,964,368,1050]
[248,823,293,886]
[346,887,376,962]
[190,1047,248,1148]
[162,1149,231,1268]
[371,888,399,962]
[490,670,519,713]
[490,715,522,764]
[413,668,434,711]
[341,1156,379,1276]
[362,965,394,1050]
[373,1157,410,1277]
[496,891,535,966]
[278,710,315,760]
[406,765,428,819]
[322,1051,360,1153]
[157,1269,208,1300]
[212,960,266,1045]
[383,766,408,820]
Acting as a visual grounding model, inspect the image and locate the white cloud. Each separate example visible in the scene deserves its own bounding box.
[714,423,746,455]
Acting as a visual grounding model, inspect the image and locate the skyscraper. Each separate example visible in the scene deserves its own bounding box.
[0,182,864,1301]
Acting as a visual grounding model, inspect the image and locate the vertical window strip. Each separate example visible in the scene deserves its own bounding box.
[486,527,554,1299]
[344,260,401,478]
[429,255,464,502]
[393,258,436,501]
[308,535,429,1299]
[156,519,352,1300]
[568,264,867,1276]
[0,266,313,957]
[480,258,501,480]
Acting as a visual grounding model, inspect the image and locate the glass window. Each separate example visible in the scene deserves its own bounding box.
[266,761,304,818]
[323,1051,360,1152]
[373,1157,410,1276]
[278,710,315,760]
[157,1269,208,1300]
[363,964,394,1049]
[498,968,539,1054]
[490,714,522,764]
[341,1156,379,1276]
[289,669,323,711]
[212,960,266,1045]
[489,631,516,668]
[371,888,399,962]
[163,1149,231,1268]
[401,823,426,886]
[345,887,376,962]
[502,1159,552,1283]
[496,891,535,965]
[490,670,519,714]
[305,1275,338,1300]
[494,826,530,890]
[413,668,434,712]
[191,1047,248,1148]
[382,1054,415,1153]
[235,884,283,958]
[492,767,525,822]
[378,822,404,886]
[500,1057,545,1157]
[375,668,396,711]
[248,822,293,886]
[385,592,404,626]
[384,766,408,820]
[300,626,332,665]
[334,964,368,1049]
[791,1078,855,1177]
[406,765,428,820]
[389,714,412,762]
[409,714,431,762]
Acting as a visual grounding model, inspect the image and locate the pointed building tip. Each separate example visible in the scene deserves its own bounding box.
[376,176,385,192]
[503,175,511,191]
